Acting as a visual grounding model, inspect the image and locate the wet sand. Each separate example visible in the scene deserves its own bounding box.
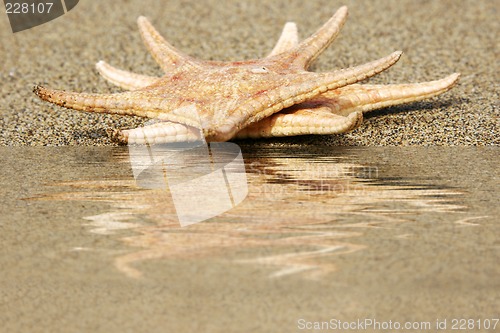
[0,0,498,145]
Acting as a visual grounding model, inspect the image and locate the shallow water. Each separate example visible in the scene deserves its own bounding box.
[1,146,498,332]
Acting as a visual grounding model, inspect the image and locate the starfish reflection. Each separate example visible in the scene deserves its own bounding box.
[31,148,465,279]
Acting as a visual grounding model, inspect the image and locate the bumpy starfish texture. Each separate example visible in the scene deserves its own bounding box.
[34,7,459,144]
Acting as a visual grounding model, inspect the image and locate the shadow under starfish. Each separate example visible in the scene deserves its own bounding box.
[34,6,459,144]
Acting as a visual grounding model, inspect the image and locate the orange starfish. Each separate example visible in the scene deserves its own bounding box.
[34,6,459,144]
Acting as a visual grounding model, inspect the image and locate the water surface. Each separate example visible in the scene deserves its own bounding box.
[1,146,498,332]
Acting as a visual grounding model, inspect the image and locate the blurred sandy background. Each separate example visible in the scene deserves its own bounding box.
[0,0,497,145]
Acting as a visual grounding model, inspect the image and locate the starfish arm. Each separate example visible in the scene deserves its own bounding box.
[233,51,402,132]
[310,73,461,116]
[235,110,363,139]
[33,85,204,128]
[94,22,299,91]
[104,72,460,144]
[137,16,199,71]
[95,60,159,90]
[268,22,299,56]
[277,6,348,69]
[119,122,203,144]
[235,73,459,140]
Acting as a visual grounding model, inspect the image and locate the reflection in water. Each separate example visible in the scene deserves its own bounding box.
[31,148,465,279]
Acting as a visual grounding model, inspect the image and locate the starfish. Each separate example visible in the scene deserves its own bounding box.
[34,6,459,144]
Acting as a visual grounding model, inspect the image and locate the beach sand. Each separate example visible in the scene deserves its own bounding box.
[0,0,497,146]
